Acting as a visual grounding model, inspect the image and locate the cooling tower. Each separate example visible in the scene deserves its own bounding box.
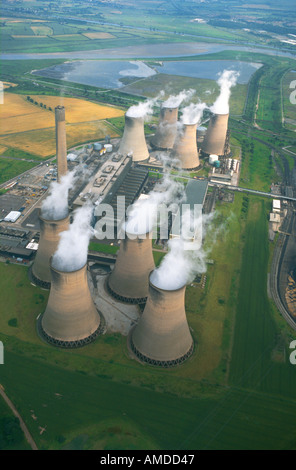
[40,262,102,347]
[118,114,149,162]
[31,213,70,289]
[130,274,194,367]
[107,232,155,303]
[55,106,68,182]
[150,106,178,150]
[171,123,200,170]
[202,113,229,156]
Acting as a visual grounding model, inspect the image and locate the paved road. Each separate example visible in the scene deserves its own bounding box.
[0,383,38,450]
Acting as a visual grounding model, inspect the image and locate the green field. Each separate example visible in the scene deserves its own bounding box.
[1,191,296,449]
[0,158,37,185]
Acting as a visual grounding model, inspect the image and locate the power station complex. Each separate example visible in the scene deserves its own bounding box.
[21,96,232,367]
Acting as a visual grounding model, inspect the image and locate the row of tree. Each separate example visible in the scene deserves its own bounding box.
[26,95,53,111]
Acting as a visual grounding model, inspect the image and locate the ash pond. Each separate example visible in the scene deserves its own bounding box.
[32,59,261,89]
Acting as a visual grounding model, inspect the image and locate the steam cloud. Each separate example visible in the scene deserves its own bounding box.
[124,160,185,236]
[210,69,239,115]
[180,101,207,125]
[41,168,79,221]
[126,94,162,119]
[150,211,215,291]
[162,89,195,109]
[51,203,94,272]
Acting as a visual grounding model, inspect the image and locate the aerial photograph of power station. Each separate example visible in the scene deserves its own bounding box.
[1,0,296,454]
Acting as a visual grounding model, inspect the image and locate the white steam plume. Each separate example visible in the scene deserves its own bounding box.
[180,101,207,125]
[210,69,239,115]
[126,94,163,119]
[124,160,185,236]
[162,89,195,109]
[41,168,79,221]
[150,210,215,290]
[51,203,94,272]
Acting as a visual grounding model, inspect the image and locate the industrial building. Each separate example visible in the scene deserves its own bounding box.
[118,114,149,162]
[55,106,68,182]
[30,214,70,289]
[202,113,229,157]
[130,274,194,367]
[40,261,103,348]
[171,123,200,170]
[107,231,155,304]
[150,105,178,150]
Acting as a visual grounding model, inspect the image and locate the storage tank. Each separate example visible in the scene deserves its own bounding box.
[209,154,219,165]
[104,144,113,153]
[94,143,102,151]
[130,273,194,367]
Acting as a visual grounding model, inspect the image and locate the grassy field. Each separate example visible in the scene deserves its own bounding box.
[121,73,247,117]
[282,70,296,130]
[232,132,276,191]
[0,158,37,185]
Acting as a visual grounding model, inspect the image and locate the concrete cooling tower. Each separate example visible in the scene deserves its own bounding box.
[39,262,102,348]
[150,106,178,150]
[31,213,70,289]
[130,274,194,367]
[55,106,68,182]
[118,114,149,162]
[171,123,200,170]
[107,232,155,303]
[202,113,229,156]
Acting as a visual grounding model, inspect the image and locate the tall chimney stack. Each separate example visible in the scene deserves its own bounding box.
[118,114,149,162]
[171,123,200,170]
[202,113,229,156]
[151,106,178,150]
[130,274,194,367]
[107,231,155,303]
[55,105,68,182]
[40,262,102,348]
[31,213,70,289]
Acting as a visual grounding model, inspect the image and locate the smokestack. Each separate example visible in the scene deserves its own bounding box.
[202,113,229,156]
[130,273,194,367]
[118,114,149,162]
[107,232,155,303]
[31,213,70,288]
[55,106,68,182]
[150,106,178,150]
[40,262,102,347]
[171,123,200,170]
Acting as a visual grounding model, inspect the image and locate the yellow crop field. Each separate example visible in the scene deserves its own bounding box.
[29,95,124,123]
[0,145,8,154]
[0,121,120,158]
[1,93,124,135]
[31,25,53,35]
[83,32,116,39]
[0,93,124,157]
[12,35,47,38]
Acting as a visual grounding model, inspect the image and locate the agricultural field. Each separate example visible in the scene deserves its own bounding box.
[0,158,36,185]
[0,93,124,158]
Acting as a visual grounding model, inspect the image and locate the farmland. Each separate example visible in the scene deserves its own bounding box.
[0,93,124,158]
